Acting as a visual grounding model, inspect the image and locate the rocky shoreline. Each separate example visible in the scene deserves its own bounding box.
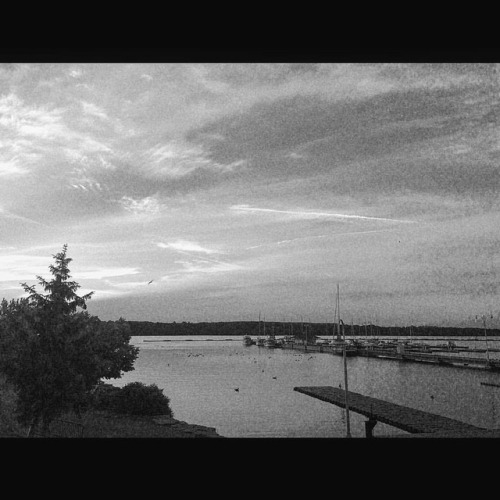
[152,415,222,438]
[0,409,223,438]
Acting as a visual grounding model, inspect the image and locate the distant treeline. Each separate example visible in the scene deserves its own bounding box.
[126,321,500,338]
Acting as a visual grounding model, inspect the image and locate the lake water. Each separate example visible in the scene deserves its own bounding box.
[109,336,500,438]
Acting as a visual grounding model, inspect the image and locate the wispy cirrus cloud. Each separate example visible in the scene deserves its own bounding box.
[72,266,140,280]
[140,139,246,179]
[0,254,50,282]
[230,204,414,223]
[0,207,52,227]
[246,229,395,249]
[0,158,27,177]
[0,92,114,179]
[120,195,163,215]
[80,100,109,121]
[157,240,221,254]
[173,258,241,274]
[0,249,140,284]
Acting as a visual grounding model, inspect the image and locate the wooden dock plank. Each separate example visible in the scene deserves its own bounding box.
[294,386,484,435]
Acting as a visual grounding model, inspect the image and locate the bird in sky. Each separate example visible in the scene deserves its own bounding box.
[148,280,154,285]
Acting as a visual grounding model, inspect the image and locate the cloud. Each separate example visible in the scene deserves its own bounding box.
[0,246,140,284]
[0,158,27,176]
[140,139,245,179]
[157,240,220,254]
[0,207,51,227]
[0,254,54,282]
[120,195,163,215]
[0,93,66,140]
[230,205,413,223]
[73,267,141,280]
[68,67,83,78]
[0,92,114,185]
[173,259,241,274]
[81,101,109,121]
[246,229,395,249]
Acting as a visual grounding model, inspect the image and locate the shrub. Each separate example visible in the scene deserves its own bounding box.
[91,382,123,412]
[92,382,173,417]
[117,382,172,416]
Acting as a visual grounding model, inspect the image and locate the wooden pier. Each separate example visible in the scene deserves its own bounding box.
[293,386,495,437]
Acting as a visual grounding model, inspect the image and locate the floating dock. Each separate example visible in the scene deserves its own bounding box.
[293,386,496,437]
[281,343,356,356]
[358,348,500,371]
[279,342,500,371]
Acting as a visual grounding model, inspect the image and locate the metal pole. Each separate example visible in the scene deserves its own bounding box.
[343,328,352,438]
[484,316,490,362]
[338,283,351,437]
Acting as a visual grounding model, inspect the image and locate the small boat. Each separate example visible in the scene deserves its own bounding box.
[256,313,266,346]
[405,342,431,352]
[315,338,330,346]
[243,335,255,346]
[434,340,466,351]
[264,336,278,348]
[328,340,358,356]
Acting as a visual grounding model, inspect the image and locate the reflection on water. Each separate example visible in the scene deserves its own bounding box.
[109,336,500,437]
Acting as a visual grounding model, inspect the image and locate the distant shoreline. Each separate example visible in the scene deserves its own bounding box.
[125,320,500,338]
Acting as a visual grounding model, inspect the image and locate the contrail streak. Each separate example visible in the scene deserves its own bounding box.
[231,205,413,223]
[247,229,394,249]
[0,208,53,227]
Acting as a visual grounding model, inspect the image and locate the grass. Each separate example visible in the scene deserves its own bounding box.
[0,377,219,438]
[78,410,204,438]
[0,375,27,437]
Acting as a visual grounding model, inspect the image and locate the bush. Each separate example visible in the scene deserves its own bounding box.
[92,382,123,412]
[92,382,173,417]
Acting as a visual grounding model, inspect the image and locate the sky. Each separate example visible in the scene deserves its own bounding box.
[0,60,499,327]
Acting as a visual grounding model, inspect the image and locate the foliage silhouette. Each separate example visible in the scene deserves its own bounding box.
[0,244,139,436]
[92,381,172,417]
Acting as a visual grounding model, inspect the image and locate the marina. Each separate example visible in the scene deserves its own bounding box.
[109,335,500,437]
[142,334,500,371]
[254,336,500,371]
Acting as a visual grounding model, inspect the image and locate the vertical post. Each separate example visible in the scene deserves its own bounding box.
[365,404,377,438]
[343,333,352,438]
[365,418,377,438]
[484,316,490,362]
[301,316,304,347]
[338,283,351,438]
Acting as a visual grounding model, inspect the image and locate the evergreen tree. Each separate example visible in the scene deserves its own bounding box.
[0,245,139,436]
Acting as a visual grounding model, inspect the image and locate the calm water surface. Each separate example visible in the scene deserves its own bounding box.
[110,336,500,437]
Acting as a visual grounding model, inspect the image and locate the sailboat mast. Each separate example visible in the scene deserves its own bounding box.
[484,315,490,362]
[333,295,337,341]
